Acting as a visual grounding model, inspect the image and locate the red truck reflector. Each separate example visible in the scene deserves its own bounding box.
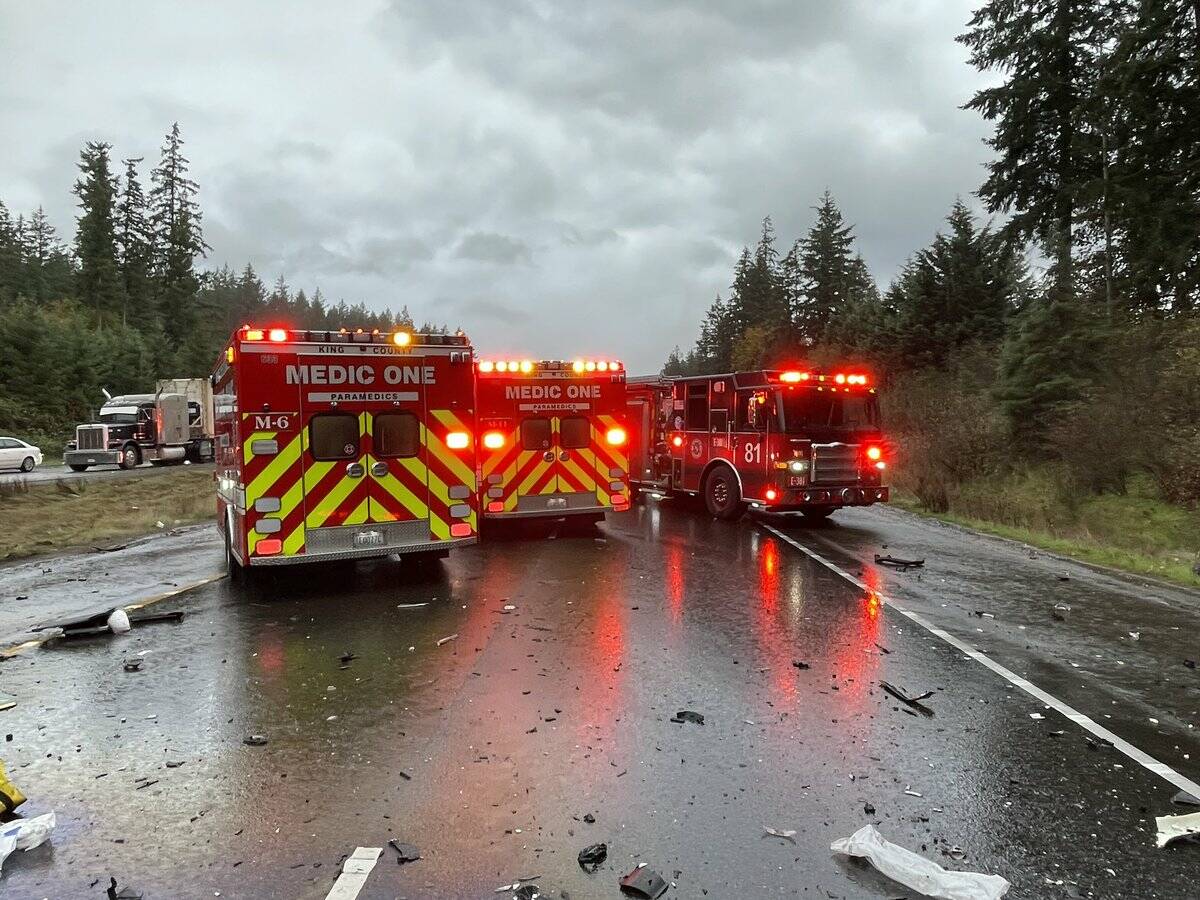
[450,522,472,537]
[256,538,282,555]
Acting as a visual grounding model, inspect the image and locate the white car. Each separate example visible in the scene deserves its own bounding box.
[0,437,43,472]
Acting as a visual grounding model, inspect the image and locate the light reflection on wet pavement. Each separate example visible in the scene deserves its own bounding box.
[0,502,1197,898]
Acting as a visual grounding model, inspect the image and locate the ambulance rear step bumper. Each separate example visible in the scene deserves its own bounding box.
[485,506,608,520]
[247,535,476,566]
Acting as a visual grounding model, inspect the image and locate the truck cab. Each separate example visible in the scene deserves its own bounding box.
[64,393,191,471]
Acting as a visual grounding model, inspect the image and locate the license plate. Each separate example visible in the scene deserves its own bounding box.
[353,530,385,548]
[788,476,803,487]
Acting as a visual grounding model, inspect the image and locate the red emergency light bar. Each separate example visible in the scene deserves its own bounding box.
[476,359,623,375]
[238,325,470,347]
[772,369,870,387]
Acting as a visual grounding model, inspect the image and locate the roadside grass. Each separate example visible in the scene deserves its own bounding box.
[890,472,1200,588]
[0,470,214,561]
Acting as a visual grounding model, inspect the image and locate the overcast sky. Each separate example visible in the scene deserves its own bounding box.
[1,0,995,371]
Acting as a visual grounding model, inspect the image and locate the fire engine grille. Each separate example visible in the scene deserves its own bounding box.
[76,425,107,451]
[811,443,859,485]
[305,520,431,554]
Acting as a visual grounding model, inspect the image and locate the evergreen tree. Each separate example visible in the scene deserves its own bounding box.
[959,0,1113,294]
[116,157,154,325]
[0,200,22,303]
[21,206,74,302]
[794,191,876,347]
[73,141,124,324]
[150,123,208,351]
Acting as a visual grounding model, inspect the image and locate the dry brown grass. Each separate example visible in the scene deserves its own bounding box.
[0,470,214,561]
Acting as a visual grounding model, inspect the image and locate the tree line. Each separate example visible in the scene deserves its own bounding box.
[0,124,434,445]
[666,0,1200,511]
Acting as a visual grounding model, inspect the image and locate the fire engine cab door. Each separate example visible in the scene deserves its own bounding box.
[364,393,431,526]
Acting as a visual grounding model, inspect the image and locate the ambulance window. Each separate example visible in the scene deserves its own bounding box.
[685,383,708,430]
[375,412,420,458]
[521,418,552,450]
[560,417,590,449]
[310,414,360,460]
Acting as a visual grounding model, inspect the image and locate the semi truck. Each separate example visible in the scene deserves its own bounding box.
[63,378,216,472]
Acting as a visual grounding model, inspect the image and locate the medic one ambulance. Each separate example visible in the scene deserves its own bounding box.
[212,326,478,574]
[474,357,630,522]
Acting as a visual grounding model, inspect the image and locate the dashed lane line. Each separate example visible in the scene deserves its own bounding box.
[324,847,382,900]
[760,522,1200,801]
[0,572,226,658]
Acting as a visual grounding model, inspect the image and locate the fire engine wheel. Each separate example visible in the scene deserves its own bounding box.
[119,445,140,470]
[68,464,90,472]
[703,465,745,520]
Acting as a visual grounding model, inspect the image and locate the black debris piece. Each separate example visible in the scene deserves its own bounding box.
[792,660,810,670]
[578,842,608,873]
[879,681,935,717]
[864,802,875,815]
[1052,604,1071,621]
[670,710,704,725]
[619,865,669,898]
[583,813,596,824]
[339,651,357,669]
[1172,790,1200,807]
[388,839,421,863]
[128,610,185,626]
[514,885,540,900]
[122,659,142,673]
[243,734,269,746]
[874,553,924,569]
[398,770,412,781]
[1057,573,1071,581]
[1185,659,1197,670]
[106,878,144,899]
[874,643,890,654]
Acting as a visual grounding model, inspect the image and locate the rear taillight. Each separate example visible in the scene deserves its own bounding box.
[445,431,471,450]
[866,445,882,461]
[487,501,504,513]
[255,539,282,555]
[450,522,472,537]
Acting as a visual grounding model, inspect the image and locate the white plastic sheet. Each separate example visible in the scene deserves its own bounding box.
[831,824,1010,900]
[0,812,56,874]
[107,608,131,634]
[1155,811,1200,848]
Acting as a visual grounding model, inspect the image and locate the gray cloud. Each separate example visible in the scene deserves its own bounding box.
[0,0,992,371]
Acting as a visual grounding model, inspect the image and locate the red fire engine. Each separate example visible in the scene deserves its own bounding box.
[212,326,478,574]
[627,368,888,519]
[474,357,630,522]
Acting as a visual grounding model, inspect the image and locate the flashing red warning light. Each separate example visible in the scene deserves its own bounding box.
[779,371,810,383]
[445,431,471,450]
[606,427,627,446]
[835,373,847,385]
[487,501,504,513]
[765,488,778,501]
[482,431,506,450]
[671,435,684,448]
[866,446,882,461]
[255,538,282,555]
[450,522,472,538]
[268,328,288,343]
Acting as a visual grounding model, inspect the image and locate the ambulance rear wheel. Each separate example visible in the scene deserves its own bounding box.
[703,465,744,520]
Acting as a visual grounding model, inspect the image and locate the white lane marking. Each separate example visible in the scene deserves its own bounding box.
[324,846,382,900]
[761,523,1200,800]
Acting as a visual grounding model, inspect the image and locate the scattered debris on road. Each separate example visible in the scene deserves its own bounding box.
[0,812,55,875]
[1155,811,1200,848]
[619,863,669,898]
[436,633,458,646]
[242,734,268,746]
[388,839,421,863]
[396,603,429,610]
[577,842,607,872]
[105,876,143,899]
[1052,604,1071,621]
[1171,791,1200,807]
[338,651,357,669]
[0,760,26,812]
[1128,631,1141,641]
[128,610,185,626]
[122,659,142,672]
[0,701,15,713]
[583,812,596,824]
[864,802,876,815]
[831,824,1010,900]
[874,553,925,569]
[670,710,704,725]
[879,681,935,717]
[792,660,810,670]
[1184,659,1196,670]
[763,826,797,843]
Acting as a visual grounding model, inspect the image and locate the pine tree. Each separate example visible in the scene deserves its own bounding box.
[794,191,876,347]
[22,207,74,302]
[150,123,208,350]
[959,0,1113,295]
[116,157,154,325]
[0,200,22,303]
[73,141,124,324]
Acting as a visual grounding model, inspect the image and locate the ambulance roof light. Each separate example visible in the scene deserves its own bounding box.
[585,360,597,372]
[597,361,609,372]
[779,370,810,383]
[268,328,288,343]
[520,360,533,373]
[479,360,495,373]
[572,360,585,373]
[392,331,411,347]
[244,329,265,341]
[495,361,508,372]
[835,373,847,384]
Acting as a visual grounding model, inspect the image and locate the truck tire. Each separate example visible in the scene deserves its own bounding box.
[119,445,140,470]
[20,457,35,472]
[801,505,837,521]
[68,464,90,472]
[703,464,745,520]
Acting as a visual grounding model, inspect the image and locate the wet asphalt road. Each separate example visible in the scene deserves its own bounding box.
[0,461,212,488]
[1,500,1198,899]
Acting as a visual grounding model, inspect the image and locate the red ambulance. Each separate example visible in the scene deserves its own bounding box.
[212,326,478,574]
[474,357,630,523]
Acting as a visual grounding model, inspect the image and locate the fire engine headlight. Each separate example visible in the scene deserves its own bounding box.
[605,427,627,446]
[788,460,808,474]
[482,431,505,450]
[445,431,471,450]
